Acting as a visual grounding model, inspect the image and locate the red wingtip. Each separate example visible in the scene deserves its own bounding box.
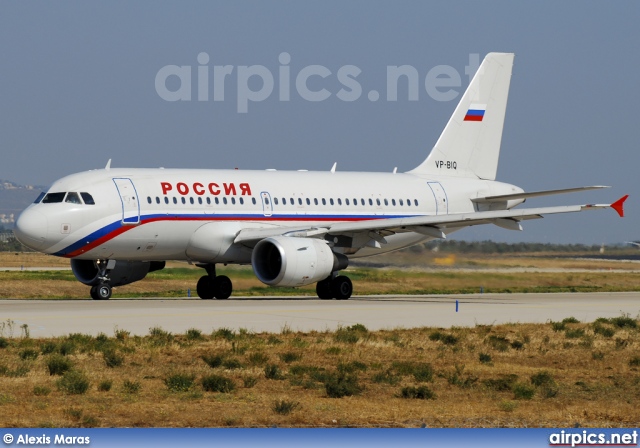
[611,194,629,218]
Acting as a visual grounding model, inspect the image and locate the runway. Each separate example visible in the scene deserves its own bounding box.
[1,292,639,338]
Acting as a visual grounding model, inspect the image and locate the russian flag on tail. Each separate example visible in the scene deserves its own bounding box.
[464,103,486,121]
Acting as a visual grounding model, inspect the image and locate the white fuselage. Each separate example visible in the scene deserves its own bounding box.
[14,167,523,263]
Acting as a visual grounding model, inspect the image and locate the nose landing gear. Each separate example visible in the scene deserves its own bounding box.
[90,284,112,300]
[90,259,113,300]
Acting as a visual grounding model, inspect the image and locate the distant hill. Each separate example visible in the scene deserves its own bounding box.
[0,180,45,224]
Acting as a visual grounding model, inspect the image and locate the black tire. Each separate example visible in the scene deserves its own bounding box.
[90,286,99,300]
[316,278,333,300]
[196,275,215,300]
[96,284,112,300]
[332,275,352,300]
[212,275,232,300]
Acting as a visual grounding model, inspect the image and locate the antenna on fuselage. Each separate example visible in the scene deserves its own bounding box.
[105,159,112,171]
[330,162,337,173]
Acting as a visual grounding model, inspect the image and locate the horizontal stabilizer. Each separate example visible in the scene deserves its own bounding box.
[472,186,610,203]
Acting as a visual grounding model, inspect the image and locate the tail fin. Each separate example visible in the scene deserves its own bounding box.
[408,52,514,180]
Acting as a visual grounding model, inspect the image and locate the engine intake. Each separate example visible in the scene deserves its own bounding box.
[252,236,348,287]
[71,259,165,287]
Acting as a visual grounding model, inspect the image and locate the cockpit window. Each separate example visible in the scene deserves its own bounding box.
[80,192,95,205]
[65,192,82,204]
[33,192,46,204]
[42,192,66,203]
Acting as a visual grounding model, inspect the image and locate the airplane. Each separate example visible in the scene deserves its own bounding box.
[13,52,628,300]
[626,242,640,248]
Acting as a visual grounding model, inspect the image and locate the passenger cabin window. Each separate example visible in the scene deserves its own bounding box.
[42,192,66,203]
[147,197,152,204]
[65,192,82,204]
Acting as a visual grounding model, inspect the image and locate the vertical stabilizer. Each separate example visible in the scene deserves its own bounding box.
[408,52,514,180]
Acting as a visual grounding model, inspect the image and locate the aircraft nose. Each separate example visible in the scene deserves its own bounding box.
[14,208,48,250]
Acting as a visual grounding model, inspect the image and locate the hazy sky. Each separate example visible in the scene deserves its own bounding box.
[1,1,637,244]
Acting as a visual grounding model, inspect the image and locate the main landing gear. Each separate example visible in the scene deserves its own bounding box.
[316,274,353,300]
[196,264,233,300]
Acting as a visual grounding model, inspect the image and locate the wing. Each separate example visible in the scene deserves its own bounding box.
[234,195,628,245]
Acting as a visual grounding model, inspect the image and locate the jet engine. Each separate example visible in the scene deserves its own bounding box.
[251,236,348,287]
[71,259,165,287]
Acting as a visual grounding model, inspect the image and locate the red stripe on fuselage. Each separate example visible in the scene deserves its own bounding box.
[61,215,378,258]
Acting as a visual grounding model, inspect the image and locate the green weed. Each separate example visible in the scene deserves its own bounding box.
[56,371,90,395]
[202,374,235,393]
[400,385,435,400]
[165,373,195,392]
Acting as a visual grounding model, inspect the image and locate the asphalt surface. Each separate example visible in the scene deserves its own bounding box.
[1,292,639,337]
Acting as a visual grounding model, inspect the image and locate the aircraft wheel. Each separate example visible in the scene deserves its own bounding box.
[212,275,232,300]
[90,286,99,300]
[316,278,333,300]
[95,284,112,300]
[332,276,352,300]
[197,276,215,300]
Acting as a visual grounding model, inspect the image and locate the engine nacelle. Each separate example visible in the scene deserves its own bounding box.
[71,259,165,287]
[251,236,347,287]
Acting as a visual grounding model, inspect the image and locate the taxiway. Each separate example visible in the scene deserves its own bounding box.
[1,292,639,337]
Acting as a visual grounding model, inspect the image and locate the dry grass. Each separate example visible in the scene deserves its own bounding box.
[2,251,639,271]
[0,319,638,427]
[1,270,640,299]
[1,251,639,298]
